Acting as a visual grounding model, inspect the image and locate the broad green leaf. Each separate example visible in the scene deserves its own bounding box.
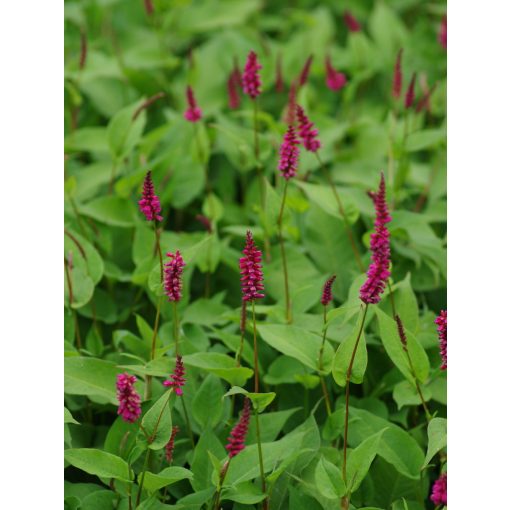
[183,352,253,386]
[190,428,225,491]
[393,380,432,410]
[393,274,419,334]
[64,449,132,482]
[64,265,94,309]
[64,229,104,285]
[80,196,137,227]
[406,128,446,152]
[224,386,276,412]
[314,456,346,499]
[107,101,146,158]
[140,467,193,493]
[192,374,225,428]
[139,389,173,450]
[222,482,266,504]
[64,407,79,425]
[80,490,116,510]
[423,417,447,467]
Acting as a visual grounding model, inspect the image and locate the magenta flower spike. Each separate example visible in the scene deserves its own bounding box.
[240,231,265,302]
[164,251,185,302]
[139,171,163,222]
[439,16,447,50]
[195,214,212,234]
[116,373,142,423]
[275,53,284,92]
[393,49,403,99]
[435,310,447,370]
[298,55,314,87]
[278,125,300,180]
[225,398,251,458]
[242,50,262,99]
[184,86,202,122]
[296,105,321,153]
[227,67,241,109]
[359,173,392,304]
[164,355,186,396]
[321,275,336,306]
[430,473,447,506]
[344,11,361,32]
[165,425,179,463]
[325,55,347,91]
[404,72,417,109]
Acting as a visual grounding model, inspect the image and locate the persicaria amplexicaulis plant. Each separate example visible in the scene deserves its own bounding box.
[298,54,314,87]
[184,86,202,122]
[296,105,321,153]
[165,426,179,463]
[275,53,284,92]
[395,314,407,347]
[116,373,142,423]
[343,11,361,32]
[164,251,185,302]
[405,72,417,109]
[393,48,403,99]
[321,275,336,307]
[226,397,251,457]
[439,16,447,50]
[240,231,265,302]
[435,310,447,370]
[164,355,186,396]
[242,50,262,99]
[227,63,242,109]
[139,171,163,222]
[278,125,300,180]
[430,472,447,506]
[325,55,347,91]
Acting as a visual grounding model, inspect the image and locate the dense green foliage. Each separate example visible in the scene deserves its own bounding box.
[64,1,446,509]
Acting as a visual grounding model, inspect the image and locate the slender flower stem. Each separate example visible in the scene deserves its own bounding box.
[172,301,179,356]
[254,411,268,509]
[181,397,195,448]
[135,446,151,506]
[315,152,364,272]
[277,180,291,323]
[64,257,82,350]
[319,307,332,416]
[235,301,247,367]
[251,301,260,393]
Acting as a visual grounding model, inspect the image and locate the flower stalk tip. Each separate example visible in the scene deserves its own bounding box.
[321,275,336,306]
[435,310,447,370]
[325,56,347,91]
[278,125,300,180]
[404,72,417,109]
[344,11,361,32]
[240,231,265,302]
[296,105,321,153]
[184,86,202,122]
[165,426,180,463]
[164,251,185,302]
[242,50,262,99]
[225,398,251,457]
[139,171,163,222]
[116,373,142,423]
[393,49,403,99]
[164,355,186,396]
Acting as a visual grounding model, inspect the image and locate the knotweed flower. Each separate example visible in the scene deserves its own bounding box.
[139,171,163,222]
[344,11,361,32]
[242,50,262,99]
[165,426,179,463]
[430,473,447,506]
[164,355,186,396]
[416,83,437,113]
[184,86,202,122]
[321,275,336,306]
[240,231,264,302]
[143,0,154,16]
[275,53,284,92]
[435,310,447,370]
[227,66,241,109]
[393,49,403,99]
[298,55,314,87]
[284,80,298,125]
[405,73,417,109]
[395,314,407,347]
[116,373,142,423]
[439,16,447,49]
[325,56,347,91]
[278,125,300,180]
[296,105,321,153]
[359,173,392,304]
[164,251,185,302]
[226,398,251,458]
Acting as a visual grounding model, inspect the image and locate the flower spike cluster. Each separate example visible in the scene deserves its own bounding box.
[395,315,407,348]
[278,125,300,180]
[343,11,361,32]
[227,63,242,109]
[296,105,321,153]
[165,426,179,463]
[242,50,262,99]
[298,55,314,87]
[164,251,185,302]
[116,373,142,423]
[240,231,265,301]
[359,173,392,304]
[430,473,447,506]
[435,310,447,370]
[393,49,403,99]
[184,86,202,122]
[275,53,284,92]
[139,171,163,222]
[405,73,417,109]
[225,398,251,458]
[439,16,447,50]
[325,56,347,91]
[164,355,186,396]
[321,275,336,306]
[284,80,298,125]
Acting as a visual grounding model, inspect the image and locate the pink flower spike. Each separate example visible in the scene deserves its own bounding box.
[226,398,251,458]
[116,373,142,423]
[242,50,262,99]
[298,55,314,87]
[439,16,447,49]
[325,56,347,91]
[165,426,179,463]
[227,70,241,109]
[275,53,285,92]
[435,310,447,370]
[321,275,336,306]
[344,11,361,32]
[404,72,417,109]
[184,86,202,122]
[164,355,186,396]
[278,125,300,180]
[138,171,163,222]
[392,49,403,99]
[430,473,447,506]
[296,105,321,153]
[164,251,185,302]
[359,172,392,305]
[240,231,265,302]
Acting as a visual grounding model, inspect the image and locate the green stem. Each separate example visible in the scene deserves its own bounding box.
[254,411,267,508]
[135,448,151,506]
[315,152,364,272]
[251,300,260,393]
[173,301,179,356]
[181,396,195,448]
[277,180,291,323]
[319,306,332,416]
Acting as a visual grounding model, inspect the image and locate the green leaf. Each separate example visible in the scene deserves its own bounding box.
[139,389,173,450]
[393,380,431,410]
[107,101,146,158]
[140,466,193,493]
[64,407,80,425]
[224,386,276,412]
[406,128,446,152]
[190,428,225,491]
[192,374,225,429]
[375,308,430,384]
[393,274,419,334]
[257,324,334,373]
[64,449,132,482]
[64,357,119,404]
[183,352,253,386]
[64,229,104,285]
[423,417,447,467]
[314,456,346,499]
[64,266,94,309]
[222,482,266,504]
[80,196,137,227]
